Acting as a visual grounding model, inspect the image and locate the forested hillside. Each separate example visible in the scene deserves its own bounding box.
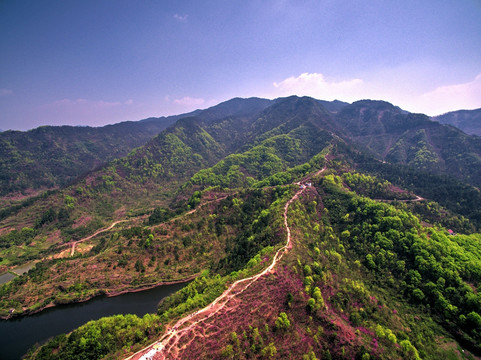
[25,150,481,360]
[1,96,481,359]
[0,98,273,203]
[0,118,176,198]
[433,108,481,136]
[335,100,481,188]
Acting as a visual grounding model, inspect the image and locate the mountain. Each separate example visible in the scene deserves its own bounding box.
[185,97,273,123]
[334,100,481,188]
[0,97,344,307]
[1,96,481,359]
[0,98,275,203]
[316,98,349,113]
[432,108,481,136]
[0,118,177,199]
[22,141,481,359]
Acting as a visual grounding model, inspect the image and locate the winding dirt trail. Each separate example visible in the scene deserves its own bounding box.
[127,167,327,360]
[69,220,128,256]
[53,193,229,259]
[184,195,229,216]
[374,194,424,203]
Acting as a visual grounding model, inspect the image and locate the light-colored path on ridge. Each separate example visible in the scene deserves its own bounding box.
[70,220,127,256]
[128,167,326,360]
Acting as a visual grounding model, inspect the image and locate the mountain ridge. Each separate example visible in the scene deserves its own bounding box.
[0,117,179,198]
[2,97,480,202]
[432,108,481,136]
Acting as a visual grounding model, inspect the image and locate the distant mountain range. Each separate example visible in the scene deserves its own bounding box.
[0,115,185,197]
[2,98,480,200]
[432,108,481,136]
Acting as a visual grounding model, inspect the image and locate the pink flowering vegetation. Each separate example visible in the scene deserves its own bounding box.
[173,266,309,359]
[312,248,412,359]
[4,189,259,316]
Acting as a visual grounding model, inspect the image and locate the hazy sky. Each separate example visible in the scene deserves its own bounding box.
[1,0,481,130]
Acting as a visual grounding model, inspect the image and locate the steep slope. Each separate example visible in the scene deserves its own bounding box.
[188,97,272,124]
[332,142,481,231]
[433,108,481,136]
[247,96,340,144]
[185,97,336,191]
[0,98,272,202]
[316,99,349,113]
[0,100,274,265]
[335,100,428,155]
[0,117,227,241]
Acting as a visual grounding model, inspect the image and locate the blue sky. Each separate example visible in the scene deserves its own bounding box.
[1,0,481,130]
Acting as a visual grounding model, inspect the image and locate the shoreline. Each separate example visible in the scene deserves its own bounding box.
[0,275,196,320]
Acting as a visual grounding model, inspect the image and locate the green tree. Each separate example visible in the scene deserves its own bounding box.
[221,344,234,358]
[400,339,421,360]
[134,260,145,272]
[261,342,277,357]
[275,312,291,331]
[467,311,481,330]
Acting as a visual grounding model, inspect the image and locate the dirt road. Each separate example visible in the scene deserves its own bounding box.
[70,220,128,256]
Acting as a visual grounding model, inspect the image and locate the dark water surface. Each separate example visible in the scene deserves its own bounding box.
[0,282,187,360]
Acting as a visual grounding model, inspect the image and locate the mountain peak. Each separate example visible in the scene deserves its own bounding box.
[195,97,273,123]
[350,99,404,112]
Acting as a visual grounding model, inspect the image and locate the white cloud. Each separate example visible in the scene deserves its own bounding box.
[173,14,188,22]
[0,89,13,96]
[267,71,481,116]
[414,73,481,115]
[173,96,205,106]
[272,72,364,101]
